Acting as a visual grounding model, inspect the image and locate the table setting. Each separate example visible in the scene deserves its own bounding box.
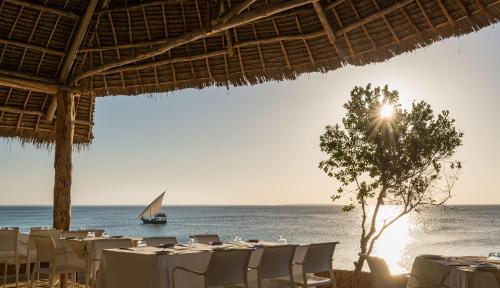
[97,239,308,288]
[407,254,500,288]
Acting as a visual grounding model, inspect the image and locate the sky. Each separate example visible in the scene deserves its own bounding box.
[1,25,499,206]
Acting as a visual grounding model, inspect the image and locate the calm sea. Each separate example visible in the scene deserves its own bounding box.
[0,205,498,273]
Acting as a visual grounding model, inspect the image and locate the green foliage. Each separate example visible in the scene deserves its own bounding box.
[319,84,463,212]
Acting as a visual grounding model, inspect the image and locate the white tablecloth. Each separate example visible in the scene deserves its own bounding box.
[407,256,500,288]
[97,242,308,288]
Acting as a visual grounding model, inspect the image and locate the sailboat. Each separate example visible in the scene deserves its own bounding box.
[139,191,167,224]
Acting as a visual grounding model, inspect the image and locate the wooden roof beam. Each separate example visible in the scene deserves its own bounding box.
[342,0,414,34]
[313,1,344,57]
[214,0,258,25]
[46,0,100,122]
[0,37,66,57]
[0,106,45,117]
[72,0,319,82]
[0,72,63,95]
[325,0,349,11]
[100,31,326,75]
[3,0,80,20]
[97,0,185,14]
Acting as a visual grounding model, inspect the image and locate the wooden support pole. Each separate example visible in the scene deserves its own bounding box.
[46,0,100,122]
[52,90,75,232]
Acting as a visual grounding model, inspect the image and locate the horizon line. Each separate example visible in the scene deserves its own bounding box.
[1,203,499,207]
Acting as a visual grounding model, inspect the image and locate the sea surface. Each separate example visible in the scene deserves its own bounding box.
[0,205,499,273]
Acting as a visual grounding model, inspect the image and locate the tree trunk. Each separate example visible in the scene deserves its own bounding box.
[354,237,368,272]
[52,90,74,231]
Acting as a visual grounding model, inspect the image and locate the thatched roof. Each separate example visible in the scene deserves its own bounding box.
[1,0,499,146]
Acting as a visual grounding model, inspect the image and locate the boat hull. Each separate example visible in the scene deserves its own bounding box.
[140,216,167,224]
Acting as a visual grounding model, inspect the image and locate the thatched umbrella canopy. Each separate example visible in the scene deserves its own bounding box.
[0,0,499,229]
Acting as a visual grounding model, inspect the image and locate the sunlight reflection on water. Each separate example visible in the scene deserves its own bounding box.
[370,206,412,274]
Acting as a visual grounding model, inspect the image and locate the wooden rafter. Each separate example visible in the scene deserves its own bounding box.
[99,31,326,75]
[3,0,80,20]
[71,0,319,82]
[313,1,345,57]
[0,37,66,57]
[77,0,414,56]
[97,0,185,14]
[0,73,62,95]
[313,1,337,45]
[46,0,100,121]
[0,106,90,124]
[216,0,257,24]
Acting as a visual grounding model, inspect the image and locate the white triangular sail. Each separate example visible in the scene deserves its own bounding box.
[139,191,165,219]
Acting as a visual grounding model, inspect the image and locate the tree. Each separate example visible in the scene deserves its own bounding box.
[319,84,463,272]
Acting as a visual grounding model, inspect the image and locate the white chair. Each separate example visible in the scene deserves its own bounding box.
[87,238,134,287]
[172,248,253,288]
[0,230,20,288]
[143,236,178,247]
[26,229,62,286]
[364,255,400,288]
[30,231,86,288]
[189,234,221,245]
[240,245,298,288]
[280,242,338,287]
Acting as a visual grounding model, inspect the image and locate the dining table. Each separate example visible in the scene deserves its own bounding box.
[406,255,500,288]
[97,241,308,288]
[18,233,141,286]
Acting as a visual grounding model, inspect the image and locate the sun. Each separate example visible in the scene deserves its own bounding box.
[380,103,394,118]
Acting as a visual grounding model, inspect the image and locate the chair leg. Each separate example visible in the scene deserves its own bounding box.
[3,262,7,288]
[26,257,33,285]
[72,273,77,288]
[48,274,54,288]
[15,261,20,288]
[30,262,39,288]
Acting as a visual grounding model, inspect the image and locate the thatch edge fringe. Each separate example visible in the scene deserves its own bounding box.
[0,127,91,151]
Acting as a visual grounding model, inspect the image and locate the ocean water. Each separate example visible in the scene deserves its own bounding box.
[0,205,498,273]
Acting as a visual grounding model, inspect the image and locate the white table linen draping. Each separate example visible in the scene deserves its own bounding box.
[407,256,500,288]
[97,242,308,288]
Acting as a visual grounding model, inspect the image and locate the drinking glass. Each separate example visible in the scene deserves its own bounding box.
[189,237,198,248]
[278,235,287,244]
[137,240,147,248]
[102,232,110,239]
[233,235,242,242]
[87,231,95,239]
